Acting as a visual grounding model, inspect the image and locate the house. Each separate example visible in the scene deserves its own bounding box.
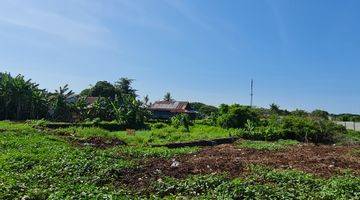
[85,97,99,107]
[149,100,197,120]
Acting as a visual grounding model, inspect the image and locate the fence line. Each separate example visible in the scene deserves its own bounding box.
[335,121,360,131]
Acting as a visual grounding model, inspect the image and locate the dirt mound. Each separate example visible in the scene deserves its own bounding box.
[108,143,360,189]
[72,137,126,148]
[197,144,360,178]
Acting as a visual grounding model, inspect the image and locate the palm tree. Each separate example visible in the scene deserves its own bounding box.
[51,84,74,121]
[270,103,280,115]
[143,95,149,106]
[164,92,173,101]
[115,77,136,97]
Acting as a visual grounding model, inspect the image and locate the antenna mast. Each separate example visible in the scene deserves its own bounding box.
[250,79,254,107]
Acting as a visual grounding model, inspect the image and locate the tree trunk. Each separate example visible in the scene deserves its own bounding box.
[16,102,21,120]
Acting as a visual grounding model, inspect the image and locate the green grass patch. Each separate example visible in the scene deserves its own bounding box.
[237,139,299,150]
[152,166,360,199]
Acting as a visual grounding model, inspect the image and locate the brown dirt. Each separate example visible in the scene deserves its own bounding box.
[109,143,360,189]
[71,136,126,148]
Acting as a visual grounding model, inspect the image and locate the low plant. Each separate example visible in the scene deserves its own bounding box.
[237,139,299,150]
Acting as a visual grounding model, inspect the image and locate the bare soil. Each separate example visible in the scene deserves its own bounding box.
[71,136,126,148]
[109,143,360,189]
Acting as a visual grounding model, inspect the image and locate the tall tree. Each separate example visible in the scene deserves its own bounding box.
[270,103,281,115]
[89,81,116,98]
[0,73,49,120]
[163,92,173,101]
[51,84,74,121]
[143,95,149,107]
[115,78,136,97]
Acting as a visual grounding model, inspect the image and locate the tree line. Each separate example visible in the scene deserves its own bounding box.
[0,72,149,128]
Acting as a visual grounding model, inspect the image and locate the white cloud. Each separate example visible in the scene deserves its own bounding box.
[0,0,110,46]
[162,0,212,30]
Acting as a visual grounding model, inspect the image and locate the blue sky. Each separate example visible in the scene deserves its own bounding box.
[1,0,359,114]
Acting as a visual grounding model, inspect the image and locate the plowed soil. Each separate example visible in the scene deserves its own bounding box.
[71,136,126,148]
[110,143,360,189]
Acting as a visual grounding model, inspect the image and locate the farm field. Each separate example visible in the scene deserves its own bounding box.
[1,121,359,199]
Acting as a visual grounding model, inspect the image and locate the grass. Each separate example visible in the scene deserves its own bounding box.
[335,130,360,145]
[0,122,199,199]
[237,139,299,150]
[56,124,238,146]
[1,121,359,199]
[152,166,360,199]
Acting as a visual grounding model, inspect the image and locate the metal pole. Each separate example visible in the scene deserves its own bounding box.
[354,121,356,131]
[250,79,254,107]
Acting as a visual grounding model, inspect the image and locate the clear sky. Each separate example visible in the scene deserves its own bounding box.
[1,0,359,114]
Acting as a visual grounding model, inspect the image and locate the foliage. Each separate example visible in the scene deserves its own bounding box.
[237,115,346,143]
[171,114,193,131]
[112,95,150,129]
[0,121,359,199]
[237,139,299,150]
[114,77,136,97]
[291,109,309,117]
[0,72,49,120]
[190,102,218,118]
[87,81,116,98]
[311,109,330,120]
[333,113,360,122]
[217,104,259,129]
[150,122,168,129]
[87,97,115,121]
[152,167,360,199]
[50,84,74,122]
[270,103,281,115]
[163,92,173,101]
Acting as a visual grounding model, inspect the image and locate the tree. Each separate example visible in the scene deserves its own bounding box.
[291,109,309,117]
[0,72,49,120]
[143,95,149,107]
[115,78,136,97]
[190,102,218,118]
[87,97,114,121]
[311,109,329,120]
[217,104,259,128]
[112,95,150,128]
[171,114,192,132]
[270,103,281,115]
[89,81,116,98]
[51,84,74,121]
[163,92,173,101]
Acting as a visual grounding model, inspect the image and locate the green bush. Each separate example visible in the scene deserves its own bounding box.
[33,121,138,131]
[238,116,346,143]
[150,122,168,129]
[171,114,193,131]
[217,104,259,129]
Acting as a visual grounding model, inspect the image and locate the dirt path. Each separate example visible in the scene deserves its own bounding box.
[110,144,360,189]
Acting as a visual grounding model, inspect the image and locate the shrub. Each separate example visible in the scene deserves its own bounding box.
[150,122,168,129]
[217,104,259,129]
[171,114,193,132]
[281,116,346,143]
[237,115,346,143]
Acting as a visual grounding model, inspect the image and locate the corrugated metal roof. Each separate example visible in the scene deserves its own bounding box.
[86,97,98,105]
[149,101,190,112]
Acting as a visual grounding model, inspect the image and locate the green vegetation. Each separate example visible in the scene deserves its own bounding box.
[238,115,346,143]
[0,122,200,199]
[237,139,299,150]
[1,121,359,199]
[58,124,236,146]
[1,72,360,198]
[153,166,360,199]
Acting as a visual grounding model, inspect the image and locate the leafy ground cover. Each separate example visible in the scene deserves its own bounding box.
[1,121,359,199]
[237,139,299,150]
[55,124,238,146]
